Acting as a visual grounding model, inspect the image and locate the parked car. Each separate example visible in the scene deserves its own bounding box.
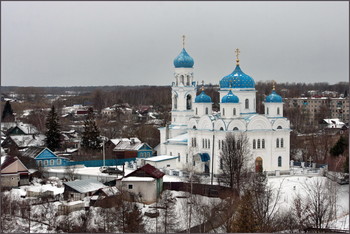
[99,166,124,175]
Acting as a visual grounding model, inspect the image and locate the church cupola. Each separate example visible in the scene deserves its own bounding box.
[218,49,257,115]
[220,89,241,118]
[264,83,283,118]
[193,83,212,117]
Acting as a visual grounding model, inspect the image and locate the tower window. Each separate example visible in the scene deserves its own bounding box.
[222,108,225,116]
[187,95,192,110]
[278,156,282,167]
[233,108,236,116]
[196,108,198,115]
[245,99,249,109]
[220,127,224,131]
[262,139,265,149]
[253,139,256,149]
[276,138,280,148]
[281,138,284,148]
[233,127,239,131]
[277,107,280,115]
[257,139,261,149]
[205,107,208,115]
[267,107,269,115]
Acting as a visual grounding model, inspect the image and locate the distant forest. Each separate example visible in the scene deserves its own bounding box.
[2,82,348,110]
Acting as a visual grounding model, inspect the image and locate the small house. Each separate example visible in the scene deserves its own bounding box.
[120,164,164,204]
[1,155,29,188]
[112,138,153,160]
[32,147,70,167]
[63,179,106,201]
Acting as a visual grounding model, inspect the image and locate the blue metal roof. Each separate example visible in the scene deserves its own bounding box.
[219,65,255,89]
[173,48,194,68]
[195,90,212,103]
[265,90,283,103]
[221,90,239,103]
[200,153,210,162]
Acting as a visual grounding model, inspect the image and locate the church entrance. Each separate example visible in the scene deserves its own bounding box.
[255,157,263,172]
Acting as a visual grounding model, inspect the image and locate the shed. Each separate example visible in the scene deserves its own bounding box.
[63,179,106,201]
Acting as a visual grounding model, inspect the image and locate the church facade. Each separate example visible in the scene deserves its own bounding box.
[159,44,291,176]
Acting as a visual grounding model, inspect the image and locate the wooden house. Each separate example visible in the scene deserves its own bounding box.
[1,155,29,188]
[63,179,106,201]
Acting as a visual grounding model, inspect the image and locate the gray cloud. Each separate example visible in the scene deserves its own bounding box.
[1,1,348,86]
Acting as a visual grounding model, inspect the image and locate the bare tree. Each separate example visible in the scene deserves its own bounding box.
[291,177,338,231]
[64,164,77,181]
[219,133,252,194]
[158,190,179,233]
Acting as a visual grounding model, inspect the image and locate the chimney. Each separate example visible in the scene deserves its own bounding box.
[130,138,135,145]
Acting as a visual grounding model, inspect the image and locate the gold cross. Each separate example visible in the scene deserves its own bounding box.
[201,80,205,91]
[182,35,185,48]
[235,48,240,60]
[272,81,276,90]
[235,48,240,65]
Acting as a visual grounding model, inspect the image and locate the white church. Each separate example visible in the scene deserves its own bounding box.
[158,41,291,176]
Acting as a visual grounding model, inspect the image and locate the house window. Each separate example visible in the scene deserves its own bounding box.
[38,160,42,167]
[140,152,143,157]
[222,108,225,116]
[276,138,280,148]
[57,159,62,165]
[44,160,48,166]
[253,139,256,149]
[257,139,261,149]
[281,138,284,148]
[278,156,282,167]
[262,139,265,149]
[50,159,54,165]
[277,107,280,115]
[233,108,236,116]
[245,99,249,109]
[205,107,208,115]
[128,184,133,190]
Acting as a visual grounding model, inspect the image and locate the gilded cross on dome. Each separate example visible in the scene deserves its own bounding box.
[272,81,276,90]
[235,48,240,65]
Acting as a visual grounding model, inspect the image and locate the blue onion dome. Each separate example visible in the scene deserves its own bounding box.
[219,65,255,89]
[265,90,283,103]
[173,48,194,68]
[195,90,212,103]
[222,90,239,103]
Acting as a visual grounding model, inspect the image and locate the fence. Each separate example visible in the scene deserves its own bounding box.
[163,182,237,199]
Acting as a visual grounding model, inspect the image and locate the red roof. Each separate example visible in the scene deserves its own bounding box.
[126,163,165,179]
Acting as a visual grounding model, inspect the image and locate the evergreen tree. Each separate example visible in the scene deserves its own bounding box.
[330,136,348,156]
[45,105,61,151]
[81,107,102,150]
[1,101,15,122]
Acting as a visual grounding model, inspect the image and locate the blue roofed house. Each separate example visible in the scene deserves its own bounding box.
[33,147,70,167]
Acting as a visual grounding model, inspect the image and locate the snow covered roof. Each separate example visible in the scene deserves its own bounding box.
[113,138,145,151]
[122,176,155,182]
[64,179,106,194]
[27,184,64,195]
[8,134,46,148]
[21,146,46,158]
[125,163,165,179]
[167,133,188,143]
[323,118,345,128]
[98,186,119,196]
[110,139,121,145]
[144,155,179,162]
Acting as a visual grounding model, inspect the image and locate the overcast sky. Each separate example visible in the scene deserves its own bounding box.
[1,1,349,87]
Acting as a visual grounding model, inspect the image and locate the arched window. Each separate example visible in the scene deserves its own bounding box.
[253,139,256,149]
[202,139,205,148]
[278,156,282,167]
[208,140,210,148]
[196,108,198,115]
[180,75,184,84]
[233,127,239,131]
[277,126,282,129]
[257,139,261,149]
[186,95,192,110]
[277,107,280,115]
[186,75,190,86]
[262,139,265,149]
[205,107,208,115]
[233,108,236,116]
[267,107,269,115]
[281,138,284,148]
[193,125,196,129]
[245,99,249,109]
[222,108,225,116]
[220,127,224,131]
[276,138,279,148]
[174,95,178,109]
